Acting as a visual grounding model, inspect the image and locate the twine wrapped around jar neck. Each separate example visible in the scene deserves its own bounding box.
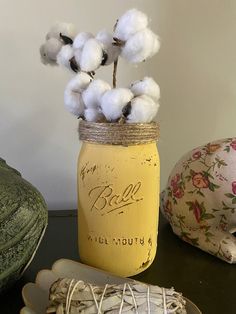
[79,121,159,145]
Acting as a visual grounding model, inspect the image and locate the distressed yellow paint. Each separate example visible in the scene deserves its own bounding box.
[77,142,160,277]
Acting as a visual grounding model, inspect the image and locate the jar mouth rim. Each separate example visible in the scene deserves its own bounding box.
[78,120,160,145]
[79,121,159,127]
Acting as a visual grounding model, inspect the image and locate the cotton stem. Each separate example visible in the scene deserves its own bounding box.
[113,59,118,88]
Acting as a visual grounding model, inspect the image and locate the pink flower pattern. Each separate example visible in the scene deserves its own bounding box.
[192,151,201,159]
[173,187,184,199]
[193,201,201,223]
[232,181,236,195]
[192,172,210,189]
[169,173,185,201]
[230,140,236,151]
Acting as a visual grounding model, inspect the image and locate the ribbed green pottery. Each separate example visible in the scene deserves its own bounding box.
[0,158,48,291]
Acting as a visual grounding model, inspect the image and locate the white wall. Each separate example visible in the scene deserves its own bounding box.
[1,0,236,209]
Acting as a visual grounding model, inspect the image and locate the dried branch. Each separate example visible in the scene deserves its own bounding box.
[113,59,118,88]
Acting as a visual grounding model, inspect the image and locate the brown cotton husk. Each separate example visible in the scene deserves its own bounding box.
[46,278,187,314]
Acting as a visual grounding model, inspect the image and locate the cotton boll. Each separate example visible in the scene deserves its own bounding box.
[64,88,85,117]
[84,108,105,122]
[130,77,160,101]
[96,30,113,46]
[66,72,92,94]
[40,38,63,65]
[82,79,111,109]
[56,45,74,69]
[149,34,161,58]
[114,9,148,41]
[121,28,160,63]
[96,30,121,65]
[127,95,159,123]
[64,72,92,116]
[46,22,77,40]
[74,48,82,66]
[80,38,104,72]
[73,32,94,50]
[101,88,133,121]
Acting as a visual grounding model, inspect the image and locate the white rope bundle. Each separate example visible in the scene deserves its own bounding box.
[47,278,187,313]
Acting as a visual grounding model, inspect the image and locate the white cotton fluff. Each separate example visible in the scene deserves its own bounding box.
[121,28,160,63]
[56,45,74,69]
[40,38,63,65]
[66,72,92,93]
[73,32,94,50]
[84,108,105,122]
[46,22,77,40]
[64,88,85,117]
[96,30,120,65]
[130,77,160,101]
[64,73,92,116]
[101,88,134,121]
[150,35,161,58]
[82,79,111,109]
[114,9,148,41]
[96,30,113,46]
[80,38,103,72]
[127,95,159,123]
[73,48,82,66]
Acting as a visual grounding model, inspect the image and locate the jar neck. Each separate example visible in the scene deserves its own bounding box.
[79,121,159,146]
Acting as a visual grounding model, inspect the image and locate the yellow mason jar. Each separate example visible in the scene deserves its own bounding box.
[78,121,160,277]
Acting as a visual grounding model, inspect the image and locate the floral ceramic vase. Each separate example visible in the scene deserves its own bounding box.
[161,138,236,263]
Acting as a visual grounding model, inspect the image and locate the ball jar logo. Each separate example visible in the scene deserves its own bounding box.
[88,182,144,215]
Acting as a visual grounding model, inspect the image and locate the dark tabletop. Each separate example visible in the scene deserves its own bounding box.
[1,210,235,314]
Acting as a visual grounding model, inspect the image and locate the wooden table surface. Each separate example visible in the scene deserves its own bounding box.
[1,210,235,314]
